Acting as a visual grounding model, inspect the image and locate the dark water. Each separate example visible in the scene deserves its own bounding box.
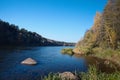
[0,46,87,80]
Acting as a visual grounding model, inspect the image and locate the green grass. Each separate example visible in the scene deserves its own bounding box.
[92,48,120,66]
[74,46,120,66]
[61,48,74,55]
[43,66,120,80]
[43,73,61,80]
[80,65,120,80]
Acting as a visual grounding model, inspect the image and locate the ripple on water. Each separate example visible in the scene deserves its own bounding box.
[0,46,87,80]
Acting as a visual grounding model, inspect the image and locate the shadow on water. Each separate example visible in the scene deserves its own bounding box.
[72,54,120,73]
[0,46,36,61]
[85,56,120,73]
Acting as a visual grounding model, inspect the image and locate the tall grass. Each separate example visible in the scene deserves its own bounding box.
[43,66,120,80]
[43,73,61,80]
[80,65,120,80]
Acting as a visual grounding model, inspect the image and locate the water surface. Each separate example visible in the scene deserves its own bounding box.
[0,46,87,80]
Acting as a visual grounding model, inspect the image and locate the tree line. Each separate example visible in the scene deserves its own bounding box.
[74,0,120,54]
[0,20,75,46]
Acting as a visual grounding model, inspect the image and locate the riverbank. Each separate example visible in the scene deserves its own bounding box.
[51,48,120,80]
[91,48,120,66]
[43,60,120,80]
[61,48,120,70]
[73,47,120,65]
[43,65,120,80]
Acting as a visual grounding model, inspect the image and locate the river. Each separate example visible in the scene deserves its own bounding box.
[0,46,88,80]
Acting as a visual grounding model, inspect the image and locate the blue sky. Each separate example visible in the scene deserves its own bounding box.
[0,0,107,42]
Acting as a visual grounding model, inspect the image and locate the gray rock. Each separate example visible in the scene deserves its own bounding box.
[21,58,37,65]
[59,72,78,80]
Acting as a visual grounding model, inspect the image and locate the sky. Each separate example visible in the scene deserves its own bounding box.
[0,0,107,42]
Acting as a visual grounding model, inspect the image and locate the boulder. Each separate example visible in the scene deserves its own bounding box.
[21,58,37,65]
[59,72,78,80]
[73,48,84,55]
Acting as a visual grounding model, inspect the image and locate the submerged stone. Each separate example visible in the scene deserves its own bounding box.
[21,58,37,65]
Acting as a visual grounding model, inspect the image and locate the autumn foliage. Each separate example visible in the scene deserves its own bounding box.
[74,0,120,54]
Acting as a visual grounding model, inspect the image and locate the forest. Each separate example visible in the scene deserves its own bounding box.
[0,20,75,46]
[74,0,120,54]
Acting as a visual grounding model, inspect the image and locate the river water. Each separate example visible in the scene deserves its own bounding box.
[0,46,88,80]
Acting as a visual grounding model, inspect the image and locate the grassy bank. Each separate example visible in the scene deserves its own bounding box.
[92,48,120,66]
[61,48,74,55]
[43,65,120,80]
[59,47,120,80]
[44,47,120,80]
[74,46,120,65]
[80,65,120,80]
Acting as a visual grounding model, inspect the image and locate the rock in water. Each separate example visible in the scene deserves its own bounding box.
[59,72,78,80]
[21,58,37,65]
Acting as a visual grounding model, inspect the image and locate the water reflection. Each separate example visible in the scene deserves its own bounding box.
[72,54,120,73]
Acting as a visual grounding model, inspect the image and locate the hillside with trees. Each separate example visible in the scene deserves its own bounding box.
[74,0,120,55]
[0,20,75,46]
